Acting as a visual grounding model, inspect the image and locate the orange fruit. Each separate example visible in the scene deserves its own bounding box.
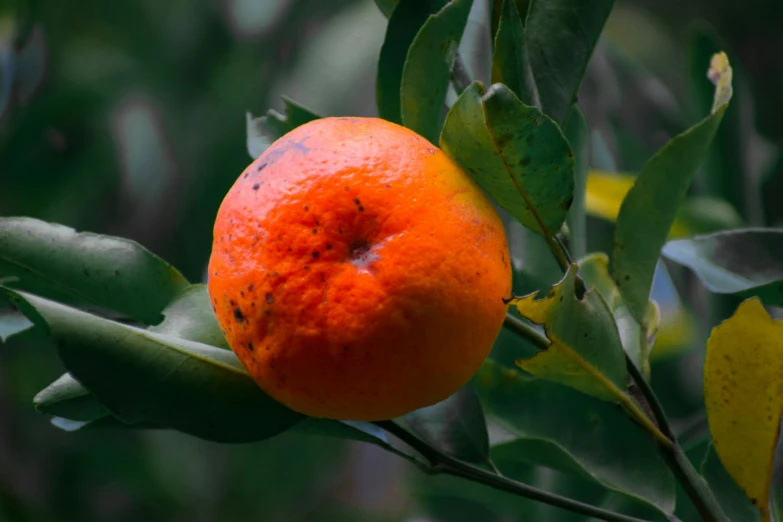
[207,117,511,421]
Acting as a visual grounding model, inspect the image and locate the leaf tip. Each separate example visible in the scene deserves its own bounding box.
[707,51,733,113]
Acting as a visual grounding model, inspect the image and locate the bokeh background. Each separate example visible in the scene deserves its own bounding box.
[1,1,782,521]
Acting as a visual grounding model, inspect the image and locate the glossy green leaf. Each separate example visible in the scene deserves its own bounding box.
[491,0,538,107]
[404,384,489,465]
[662,229,783,306]
[511,266,628,401]
[34,283,231,426]
[440,82,574,238]
[246,96,321,159]
[4,288,303,442]
[475,359,676,517]
[563,105,589,259]
[525,0,614,124]
[400,0,473,144]
[702,445,762,522]
[612,53,733,323]
[376,0,447,124]
[0,217,188,324]
[33,373,109,422]
[149,284,229,349]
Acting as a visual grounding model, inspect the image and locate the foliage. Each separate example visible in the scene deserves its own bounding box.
[3,1,783,521]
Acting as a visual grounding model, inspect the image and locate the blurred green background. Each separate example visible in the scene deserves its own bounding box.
[1,1,782,521]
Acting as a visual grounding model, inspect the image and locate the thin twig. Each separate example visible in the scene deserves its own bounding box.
[541,231,729,521]
[375,421,654,522]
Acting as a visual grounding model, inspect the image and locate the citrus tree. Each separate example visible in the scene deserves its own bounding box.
[1,1,781,521]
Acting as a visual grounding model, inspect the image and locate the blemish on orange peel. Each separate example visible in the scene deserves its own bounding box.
[207,117,511,421]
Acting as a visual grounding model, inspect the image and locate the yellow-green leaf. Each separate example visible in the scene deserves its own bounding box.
[704,298,783,521]
[577,253,657,377]
[510,265,627,401]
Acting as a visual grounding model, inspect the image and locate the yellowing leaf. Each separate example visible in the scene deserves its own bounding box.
[704,298,783,521]
[511,265,627,401]
[585,170,634,223]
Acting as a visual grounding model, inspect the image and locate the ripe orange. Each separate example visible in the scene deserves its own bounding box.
[207,117,511,421]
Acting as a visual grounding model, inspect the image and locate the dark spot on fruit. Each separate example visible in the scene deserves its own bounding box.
[247,343,254,351]
[240,290,245,297]
[354,198,361,205]
[358,206,364,212]
[319,272,326,282]
[304,205,309,212]
[257,162,267,172]
[273,272,279,277]
[326,243,333,250]
[244,172,249,178]
[230,299,236,306]
[338,228,343,235]
[386,184,392,189]
[266,293,275,304]
[312,228,318,234]
[304,265,310,270]
[344,186,350,191]
[349,239,371,259]
[252,183,260,190]
[312,251,320,259]
[234,308,246,322]
[248,284,254,291]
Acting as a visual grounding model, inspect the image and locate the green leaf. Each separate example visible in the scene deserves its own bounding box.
[33,284,231,428]
[475,359,676,517]
[404,384,490,465]
[0,217,188,324]
[612,53,733,323]
[33,372,109,422]
[578,253,657,377]
[491,0,538,107]
[376,0,448,124]
[525,0,615,125]
[702,445,762,522]
[400,0,473,144]
[246,96,321,159]
[563,105,589,259]
[662,229,783,306]
[149,284,229,349]
[4,288,303,442]
[511,265,627,401]
[440,82,574,238]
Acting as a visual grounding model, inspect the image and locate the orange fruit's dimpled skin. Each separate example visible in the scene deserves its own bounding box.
[208,117,511,421]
